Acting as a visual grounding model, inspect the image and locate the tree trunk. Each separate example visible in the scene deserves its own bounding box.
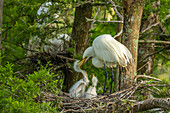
[71,2,92,54]
[121,0,145,89]
[63,2,92,92]
[0,0,3,65]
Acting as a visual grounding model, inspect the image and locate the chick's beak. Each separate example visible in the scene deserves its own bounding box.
[92,74,95,77]
[78,57,87,68]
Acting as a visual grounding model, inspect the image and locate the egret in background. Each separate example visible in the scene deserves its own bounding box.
[69,60,89,98]
[80,34,132,94]
[85,74,98,99]
[43,34,71,54]
[27,1,70,57]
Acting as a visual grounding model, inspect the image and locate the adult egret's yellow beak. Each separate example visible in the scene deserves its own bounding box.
[78,57,87,68]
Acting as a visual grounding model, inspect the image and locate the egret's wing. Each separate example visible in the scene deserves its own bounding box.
[93,34,132,66]
[93,35,121,64]
[86,86,97,98]
[69,79,84,93]
[92,57,104,68]
[119,43,133,65]
[75,82,85,93]
[86,86,93,93]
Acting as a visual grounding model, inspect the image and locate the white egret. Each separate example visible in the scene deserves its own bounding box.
[85,74,98,99]
[80,34,132,94]
[69,60,89,98]
[27,2,70,56]
[43,34,71,54]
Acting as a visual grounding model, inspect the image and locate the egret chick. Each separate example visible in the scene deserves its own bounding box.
[69,60,89,98]
[85,74,98,99]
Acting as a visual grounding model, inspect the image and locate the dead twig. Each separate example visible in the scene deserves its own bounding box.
[139,40,170,44]
[86,17,123,23]
[39,75,167,112]
[138,45,170,64]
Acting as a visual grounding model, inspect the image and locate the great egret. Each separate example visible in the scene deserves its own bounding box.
[69,60,90,98]
[80,34,132,94]
[85,74,98,99]
[43,34,71,54]
[27,2,70,56]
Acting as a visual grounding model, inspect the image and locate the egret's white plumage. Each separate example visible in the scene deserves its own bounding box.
[69,60,89,98]
[81,34,132,94]
[85,74,98,99]
[44,34,71,53]
[83,34,132,68]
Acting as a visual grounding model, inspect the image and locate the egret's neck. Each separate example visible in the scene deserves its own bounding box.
[81,70,89,81]
[83,46,94,60]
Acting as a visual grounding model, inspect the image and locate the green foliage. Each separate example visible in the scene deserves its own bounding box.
[1,0,170,111]
[0,62,61,112]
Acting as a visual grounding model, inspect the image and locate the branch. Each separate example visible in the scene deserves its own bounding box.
[106,0,123,38]
[56,54,76,61]
[159,53,170,60]
[39,75,170,112]
[133,75,161,84]
[140,14,170,34]
[14,0,94,38]
[86,17,123,23]
[90,6,100,31]
[138,45,170,64]
[137,62,148,72]
[113,29,123,39]
[142,84,170,87]
[0,87,18,97]
[133,98,170,112]
[106,0,123,21]
[141,22,160,34]
[139,40,170,44]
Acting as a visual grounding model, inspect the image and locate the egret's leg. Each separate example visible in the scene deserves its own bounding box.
[110,67,113,94]
[103,63,107,95]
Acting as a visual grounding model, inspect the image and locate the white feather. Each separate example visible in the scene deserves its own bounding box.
[69,60,89,98]
[83,34,132,68]
[85,76,98,99]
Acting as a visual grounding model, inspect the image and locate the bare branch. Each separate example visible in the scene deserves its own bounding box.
[142,84,170,87]
[0,87,18,97]
[137,62,148,72]
[90,6,101,31]
[113,29,123,39]
[141,14,170,34]
[86,17,123,23]
[159,53,170,60]
[141,22,160,34]
[138,45,170,64]
[106,0,123,21]
[133,75,161,84]
[139,40,170,44]
[14,0,94,38]
[133,98,170,112]
[106,0,123,38]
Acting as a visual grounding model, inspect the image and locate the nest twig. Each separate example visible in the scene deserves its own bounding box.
[39,75,169,112]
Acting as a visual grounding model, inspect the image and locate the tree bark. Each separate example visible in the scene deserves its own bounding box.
[63,2,92,92]
[122,0,145,89]
[71,2,92,54]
